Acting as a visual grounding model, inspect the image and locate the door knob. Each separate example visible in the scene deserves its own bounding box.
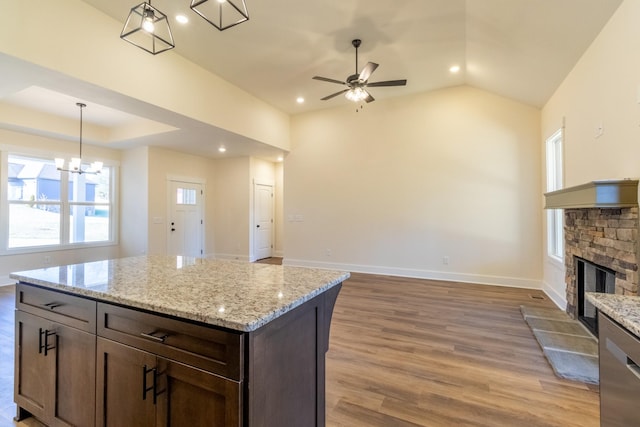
[257,225,260,228]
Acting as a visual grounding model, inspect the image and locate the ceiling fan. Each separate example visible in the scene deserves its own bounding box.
[313,39,407,105]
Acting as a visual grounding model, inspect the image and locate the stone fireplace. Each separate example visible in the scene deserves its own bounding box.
[545,180,640,323]
[564,207,639,318]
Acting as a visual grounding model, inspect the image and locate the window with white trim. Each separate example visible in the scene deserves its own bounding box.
[4,153,116,251]
[546,129,564,260]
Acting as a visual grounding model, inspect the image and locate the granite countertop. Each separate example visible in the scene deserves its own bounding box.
[586,292,640,337]
[9,255,350,332]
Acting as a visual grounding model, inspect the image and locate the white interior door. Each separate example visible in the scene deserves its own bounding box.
[254,183,273,260]
[168,180,203,257]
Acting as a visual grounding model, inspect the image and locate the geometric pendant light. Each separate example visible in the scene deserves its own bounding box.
[121,1,175,55]
[190,0,249,31]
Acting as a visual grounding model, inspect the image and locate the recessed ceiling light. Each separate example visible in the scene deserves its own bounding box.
[218,147,226,153]
[176,14,189,24]
[296,97,305,104]
[449,65,461,73]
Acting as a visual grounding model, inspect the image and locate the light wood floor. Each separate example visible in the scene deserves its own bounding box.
[0,267,599,427]
[325,274,599,427]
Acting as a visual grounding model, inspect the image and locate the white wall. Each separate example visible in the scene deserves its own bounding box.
[0,129,120,284]
[541,0,640,307]
[286,85,542,288]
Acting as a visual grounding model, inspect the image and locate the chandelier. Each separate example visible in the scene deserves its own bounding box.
[55,103,103,175]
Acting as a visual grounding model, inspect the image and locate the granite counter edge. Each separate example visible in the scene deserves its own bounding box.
[10,272,350,332]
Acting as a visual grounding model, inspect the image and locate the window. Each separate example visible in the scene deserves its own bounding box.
[5,153,116,251]
[546,129,563,260]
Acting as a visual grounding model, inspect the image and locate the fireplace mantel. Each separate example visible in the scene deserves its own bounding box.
[545,179,638,209]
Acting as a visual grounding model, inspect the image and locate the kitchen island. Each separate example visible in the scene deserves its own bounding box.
[10,255,349,427]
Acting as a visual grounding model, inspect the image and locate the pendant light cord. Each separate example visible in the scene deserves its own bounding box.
[77,102,86,161]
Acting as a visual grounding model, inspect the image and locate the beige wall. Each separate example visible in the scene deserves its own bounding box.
[274,162,285,257]
[0,0,290,151]
[213,157,250,260]
[0,129,121,284]
[120,146,149,257]
[541,0,640,307]
[286,85,542,287]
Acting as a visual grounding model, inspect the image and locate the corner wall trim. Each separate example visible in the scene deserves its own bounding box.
[282,259,542,289]
[542,281,567,310]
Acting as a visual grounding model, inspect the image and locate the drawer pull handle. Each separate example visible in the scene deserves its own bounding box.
[38,328,56,356]
[142,365,158,404]
[43,302,63,310]
[140,331,169,343]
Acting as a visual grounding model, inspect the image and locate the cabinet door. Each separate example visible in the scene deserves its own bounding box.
[51,323,96,427]
[15,311,97,427]
[15,310,50,422]
[96,338,156,427]
[155,357,241,427]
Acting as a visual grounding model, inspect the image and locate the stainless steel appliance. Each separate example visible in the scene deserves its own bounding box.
[599,312,640,427]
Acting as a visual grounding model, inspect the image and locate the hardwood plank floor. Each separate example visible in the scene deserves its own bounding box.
[0,269,599,426]
[325,274,599,427]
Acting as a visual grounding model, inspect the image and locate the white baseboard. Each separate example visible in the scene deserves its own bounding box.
[542,281,567,310]
[214,253,251,262]
[282,259,542,289]
[0,275,14,286]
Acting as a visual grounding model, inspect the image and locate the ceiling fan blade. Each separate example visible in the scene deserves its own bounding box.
[366,79,407,87]
[321,89,349,100]
[364,91,375,103]
[358,62,379,82]
[313,76,346,85]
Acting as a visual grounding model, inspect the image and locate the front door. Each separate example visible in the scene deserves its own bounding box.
[254,183,273,260]
[168,180,203,257]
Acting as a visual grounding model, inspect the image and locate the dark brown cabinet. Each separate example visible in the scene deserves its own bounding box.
[15,280,342,427]
[96,337,241,427]
[15,311,96,427]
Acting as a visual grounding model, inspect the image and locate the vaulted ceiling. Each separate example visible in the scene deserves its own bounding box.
[0,0,624,158]
[81,0,622,113]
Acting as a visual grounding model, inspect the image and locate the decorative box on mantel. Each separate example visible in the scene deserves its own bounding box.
[544,179,640,319]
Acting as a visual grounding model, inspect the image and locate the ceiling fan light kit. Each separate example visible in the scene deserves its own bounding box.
[313,39,407,110]
[120,1,175,55]
[190,0,250,31]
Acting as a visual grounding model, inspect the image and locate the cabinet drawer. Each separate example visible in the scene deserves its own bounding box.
[16,283,96,332]
[97,303,243,381]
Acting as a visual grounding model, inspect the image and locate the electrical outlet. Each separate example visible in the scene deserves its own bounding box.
[43,256,51,265]
[443,256,449,265]
[325,249,332,257]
